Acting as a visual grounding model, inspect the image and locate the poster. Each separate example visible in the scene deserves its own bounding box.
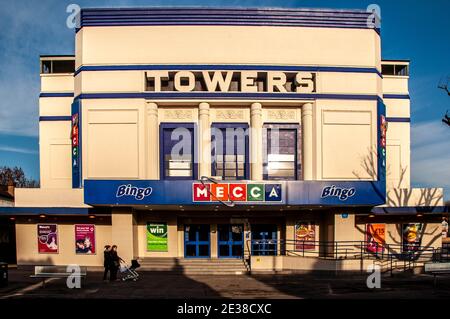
[147,223,168,251]
[402,223,423,252]
[366,224,385,253]
[37,224,58,254]
[75,224,96,254]
[295,222,315,250]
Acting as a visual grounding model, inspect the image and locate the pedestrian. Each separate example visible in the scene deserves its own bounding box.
[110,245,124,281]
[103,245,111,281]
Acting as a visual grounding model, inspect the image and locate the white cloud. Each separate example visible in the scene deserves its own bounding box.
[411,120,450,200]
[0,145,38,154]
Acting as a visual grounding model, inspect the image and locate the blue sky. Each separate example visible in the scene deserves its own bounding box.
[0,0,449,197]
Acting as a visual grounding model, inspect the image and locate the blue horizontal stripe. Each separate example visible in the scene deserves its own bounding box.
[386,117,410,123]
[82,7,371,14]
[76,92,381,101]
[0,207,90,216]
[383,94,410,100]
[80,7,379,32]
[39,116,72,121]
[74,64,382,77]
[40,93,74,98]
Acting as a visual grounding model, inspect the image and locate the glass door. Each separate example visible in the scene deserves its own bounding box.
[184,225,210,258]
[251,224,278,256]
[218,224,244,258]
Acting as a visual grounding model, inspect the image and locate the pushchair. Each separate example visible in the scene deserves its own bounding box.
[120,259,140,281]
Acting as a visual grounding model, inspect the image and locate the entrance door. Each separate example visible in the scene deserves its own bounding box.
[184,225,210,258]
[252,225,278,256]
[218,224,244,258]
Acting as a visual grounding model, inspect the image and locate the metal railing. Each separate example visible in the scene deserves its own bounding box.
[246,239,436,263]
[432,243,450,262]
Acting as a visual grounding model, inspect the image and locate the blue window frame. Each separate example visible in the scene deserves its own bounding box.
[184,224,210,258]
[251,224,278,256]
[159,123,197,180]
[217,224,244,258]
[211,123,249,180]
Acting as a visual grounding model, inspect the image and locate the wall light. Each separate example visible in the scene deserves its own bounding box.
[369,213,375,218]
[39,214,46,219]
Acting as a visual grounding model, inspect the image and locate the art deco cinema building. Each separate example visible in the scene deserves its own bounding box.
[2,7,447,272]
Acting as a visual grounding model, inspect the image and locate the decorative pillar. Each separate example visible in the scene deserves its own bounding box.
[302,103,314,180]
[250,102,263,181]
[146,102,159,179]
[198,102,211,178]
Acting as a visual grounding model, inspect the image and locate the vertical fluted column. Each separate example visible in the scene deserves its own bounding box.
[199,102,211,178]
[250,102,263,180]
[146,102,159,179]
[302,103,314,180]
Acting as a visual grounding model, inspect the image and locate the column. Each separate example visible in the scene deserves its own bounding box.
[111,208,135,263]
[146,102,159,179]
[250,102,263,181]
[302,103,314,180]
[210,224,218,258]
[198,102,211,178]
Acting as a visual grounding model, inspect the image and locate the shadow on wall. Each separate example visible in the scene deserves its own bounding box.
[353,149,444,253]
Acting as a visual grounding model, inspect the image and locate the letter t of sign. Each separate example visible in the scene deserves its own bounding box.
[146,71,169,91]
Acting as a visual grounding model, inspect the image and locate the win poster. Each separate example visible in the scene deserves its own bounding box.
[75,224,96,254]
[147,223,168,251]
[37,224,58,254]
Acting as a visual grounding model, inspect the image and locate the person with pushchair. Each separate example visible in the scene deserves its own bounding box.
[109,245,124,281]
[103,245,112,281]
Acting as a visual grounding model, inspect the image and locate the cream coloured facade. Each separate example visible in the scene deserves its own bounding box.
[2,7,446,271]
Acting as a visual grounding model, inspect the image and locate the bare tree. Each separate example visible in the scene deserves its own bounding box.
[0,166,39,188]
[438,76,450,126]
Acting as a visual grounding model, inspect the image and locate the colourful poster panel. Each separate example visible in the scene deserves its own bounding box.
[37,224,58,254]
[295,222,316,250]
[366,224,385,253]
[75,224,96,254]
[147,223,168,251]
[403,223,423,252]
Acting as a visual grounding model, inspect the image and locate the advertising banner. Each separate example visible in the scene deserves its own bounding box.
[366,224,385,253]
[84,179,386,207]
[402,223,423,252]
[147,223,168,251]
[294,222,316,250]
[71,100,82,188]
[75,224,96,254]
[37,224,58,254]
